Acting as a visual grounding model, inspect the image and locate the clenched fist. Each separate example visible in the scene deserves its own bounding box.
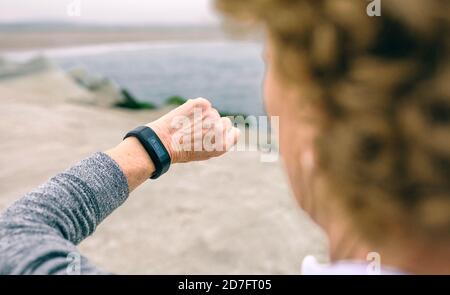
[148,97,241,163]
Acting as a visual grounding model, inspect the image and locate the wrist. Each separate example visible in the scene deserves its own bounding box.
[105,137,155,191]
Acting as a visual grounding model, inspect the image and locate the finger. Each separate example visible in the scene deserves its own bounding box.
[202,109,222,132]
[203,109,220,123]
[209,108,221,120]
[191,97,212,110]
[172,97,211,117]
[225,127,240,151]
[210,117,230,151]
[221,116,232,131]
[220,117,232,144]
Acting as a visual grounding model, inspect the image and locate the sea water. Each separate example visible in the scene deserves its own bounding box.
[54,41,266,116]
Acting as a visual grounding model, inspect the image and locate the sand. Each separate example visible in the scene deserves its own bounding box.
[0,28,227,52]
[0,67,328,274]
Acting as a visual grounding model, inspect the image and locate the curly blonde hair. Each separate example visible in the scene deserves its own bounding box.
[216,0,450,242]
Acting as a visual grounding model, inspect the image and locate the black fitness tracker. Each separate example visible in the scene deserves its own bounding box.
[123,126,171,179]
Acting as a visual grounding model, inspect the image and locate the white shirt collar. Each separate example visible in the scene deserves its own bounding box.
[301,255,406,275]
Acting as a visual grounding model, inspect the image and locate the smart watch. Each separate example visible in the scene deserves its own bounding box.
[123,126,171,179]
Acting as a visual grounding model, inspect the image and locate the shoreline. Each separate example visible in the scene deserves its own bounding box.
[0,28,231,52]
[0,39,260,61]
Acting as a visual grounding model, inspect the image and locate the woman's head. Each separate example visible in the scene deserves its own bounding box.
[216,0,450,246]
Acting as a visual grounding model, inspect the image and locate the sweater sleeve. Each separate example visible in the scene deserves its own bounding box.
[0,152,129,275]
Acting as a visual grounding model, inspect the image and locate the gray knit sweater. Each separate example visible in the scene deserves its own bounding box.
[0,152,129,274]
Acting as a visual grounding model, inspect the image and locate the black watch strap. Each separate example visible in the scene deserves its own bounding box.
[123,126,171,179]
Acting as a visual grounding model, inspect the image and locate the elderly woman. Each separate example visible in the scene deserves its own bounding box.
[0,0,449,274]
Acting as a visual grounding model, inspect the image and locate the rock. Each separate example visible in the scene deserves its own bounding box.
[115,88,156,110]
[0,69,94,105]
[0,56,154,108]
[67,66,125,107]
[0,56,56,80]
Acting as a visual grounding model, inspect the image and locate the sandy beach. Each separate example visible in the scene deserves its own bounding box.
[0,53,328,274]
[0,26,227,52]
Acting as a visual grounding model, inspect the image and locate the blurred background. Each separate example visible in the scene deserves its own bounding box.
[0,0,265,115]
[0,0,327,274]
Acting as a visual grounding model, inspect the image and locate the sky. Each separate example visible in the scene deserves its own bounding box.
[0,0,220,25]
